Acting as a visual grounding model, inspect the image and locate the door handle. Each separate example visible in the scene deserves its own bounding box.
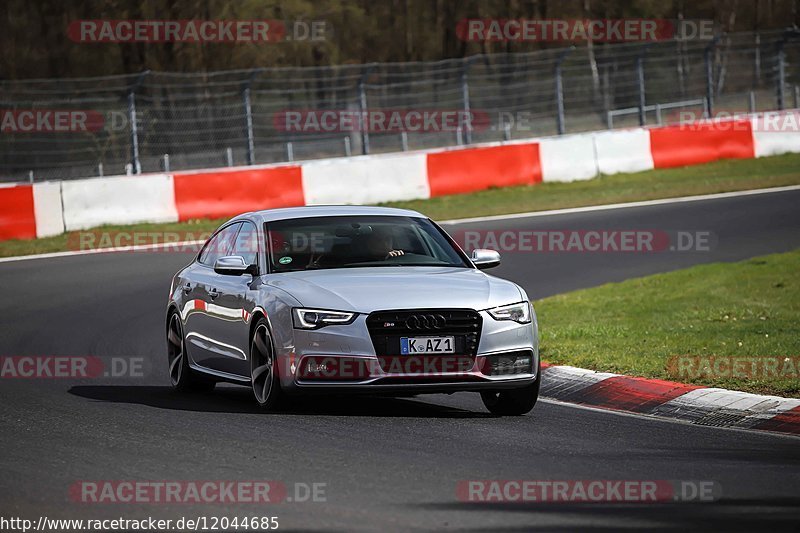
[181,283,192,294]
[209,288,220,300]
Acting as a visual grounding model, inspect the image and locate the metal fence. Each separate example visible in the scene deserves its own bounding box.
[2,28,800,183]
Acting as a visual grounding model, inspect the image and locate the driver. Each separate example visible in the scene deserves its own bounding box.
[364,228,404,260]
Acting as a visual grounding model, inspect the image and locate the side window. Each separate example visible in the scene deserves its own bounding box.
[198,223,241,266]
[231,221,259,266]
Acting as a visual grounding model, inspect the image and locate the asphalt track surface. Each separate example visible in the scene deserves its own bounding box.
[1,188,800,532]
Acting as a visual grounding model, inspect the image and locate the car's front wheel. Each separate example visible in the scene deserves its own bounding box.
[167,312,215,392]
[250,318,285,410]
[480,362,541,416]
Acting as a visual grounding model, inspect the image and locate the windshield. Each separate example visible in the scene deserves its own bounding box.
[266,215,470,273]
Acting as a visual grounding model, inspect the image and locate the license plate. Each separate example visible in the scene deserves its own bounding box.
[400,336,455,354]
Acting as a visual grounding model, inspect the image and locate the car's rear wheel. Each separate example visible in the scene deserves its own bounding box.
[250,319,285,410]
[480,362,541,416]
[167,312,215,392]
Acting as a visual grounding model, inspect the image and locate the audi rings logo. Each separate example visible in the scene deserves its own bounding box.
[405,314,447,330]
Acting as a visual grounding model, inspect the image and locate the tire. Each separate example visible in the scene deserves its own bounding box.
[480,361,540,416]
[166,312,216,392]
[250,318,285,410]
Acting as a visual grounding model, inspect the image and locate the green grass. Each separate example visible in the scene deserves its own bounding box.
[535,250,800,397]
[2,152,800,258]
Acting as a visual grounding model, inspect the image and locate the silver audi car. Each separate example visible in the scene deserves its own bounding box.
[166,206,540,415]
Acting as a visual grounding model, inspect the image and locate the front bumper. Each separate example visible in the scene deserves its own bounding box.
[282,310,539,394]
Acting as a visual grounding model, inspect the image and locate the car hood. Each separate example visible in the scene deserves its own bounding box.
[264,267,523,313]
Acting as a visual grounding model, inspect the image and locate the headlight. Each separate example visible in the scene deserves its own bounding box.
[487,302,531,324]
[292,308,357,329]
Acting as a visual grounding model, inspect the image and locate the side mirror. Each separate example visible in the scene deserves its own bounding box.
[471,249,501,270]
[214,256,256,276]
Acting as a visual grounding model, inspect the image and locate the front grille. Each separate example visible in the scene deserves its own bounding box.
[366,309,482,357]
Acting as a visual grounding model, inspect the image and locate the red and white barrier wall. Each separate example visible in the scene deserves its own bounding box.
[1,111,798,241]
[0,182,65,240]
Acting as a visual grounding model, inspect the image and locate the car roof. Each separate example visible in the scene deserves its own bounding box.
[235,205,427,224]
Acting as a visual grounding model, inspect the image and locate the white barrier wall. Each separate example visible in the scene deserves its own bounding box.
[61,174,179,231]
[32,182,65,237]
[301,152,430,205]
[539,134,599,182]
[592,128,655,175]
[752,112,800,158]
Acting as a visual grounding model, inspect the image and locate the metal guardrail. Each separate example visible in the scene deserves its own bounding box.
[606,98,709,128]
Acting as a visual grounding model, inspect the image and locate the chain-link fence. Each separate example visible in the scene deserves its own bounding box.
[2,28,800,184]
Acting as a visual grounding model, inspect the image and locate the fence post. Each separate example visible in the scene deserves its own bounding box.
[162,153,170,172]
[242,69,262,166]
[358,79,368,154]
[128,91,138,173]
[461,57,477,144]
[358,65,377,155]
[499,114,511,141]
[554,47,574,135]
[635,47,649,127]
[128,70,149,175]
[705,36,720,117]
[754,32,761,85]
[243,87,255,163]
